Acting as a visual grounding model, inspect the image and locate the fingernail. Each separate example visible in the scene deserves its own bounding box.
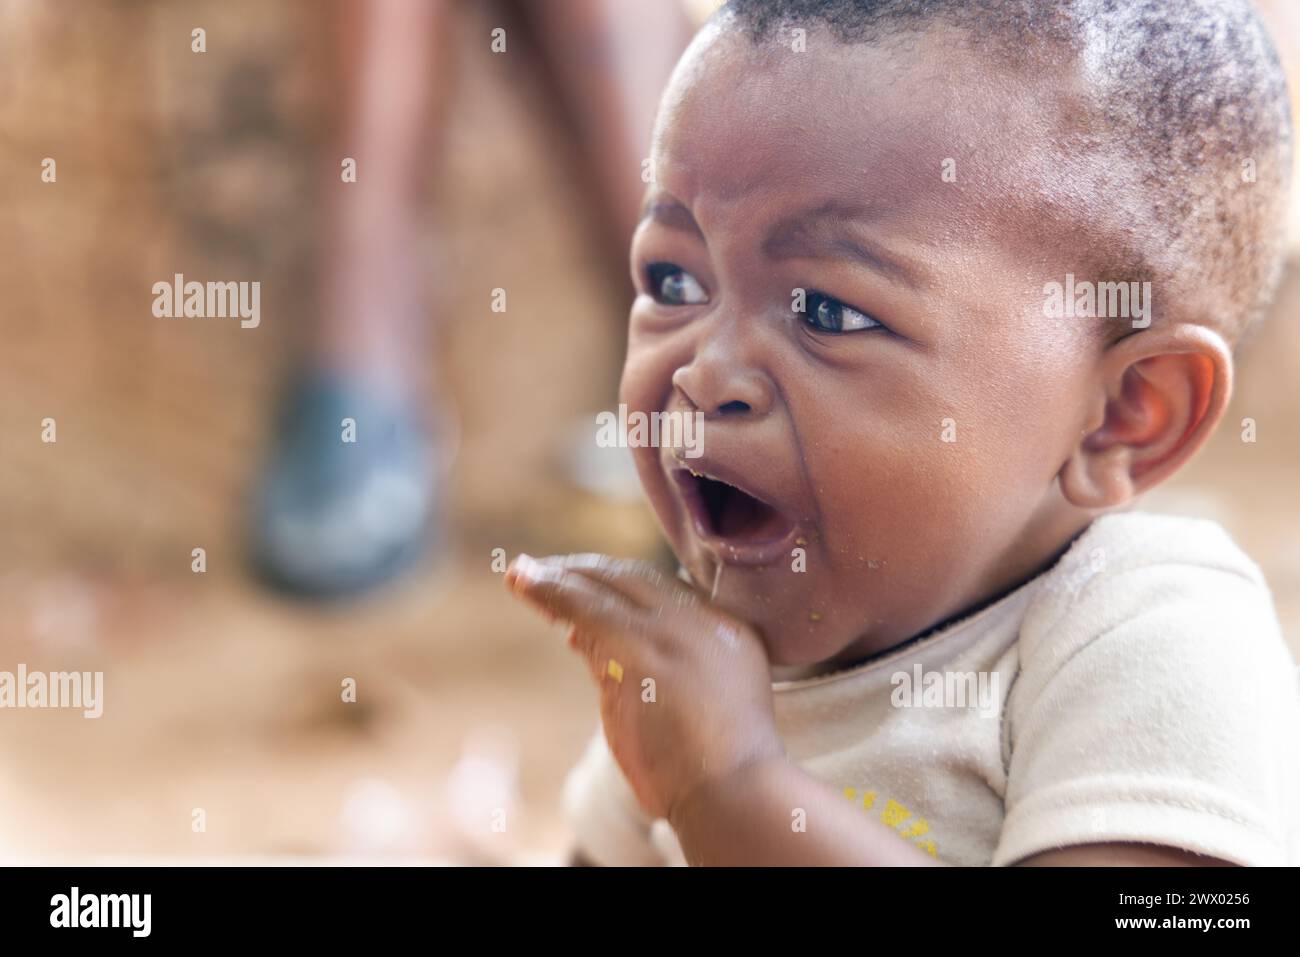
[507,554,539,591]
[515,554,566,586]
[513,555,569,593]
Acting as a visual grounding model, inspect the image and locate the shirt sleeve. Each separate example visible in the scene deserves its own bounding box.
[561,728,673,866]
[995,557,1300,867]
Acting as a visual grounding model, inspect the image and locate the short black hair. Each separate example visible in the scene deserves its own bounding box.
[718,0,1293,341]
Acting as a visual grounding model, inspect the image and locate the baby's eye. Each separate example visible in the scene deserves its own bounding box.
[799,291,882,333]
[646,262,708,306]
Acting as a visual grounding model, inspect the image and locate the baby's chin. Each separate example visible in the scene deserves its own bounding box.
[681,556,867,670]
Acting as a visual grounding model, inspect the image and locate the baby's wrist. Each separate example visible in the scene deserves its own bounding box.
[665,747,788,838]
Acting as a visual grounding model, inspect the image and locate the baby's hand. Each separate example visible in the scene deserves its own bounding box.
[505,554,783,821]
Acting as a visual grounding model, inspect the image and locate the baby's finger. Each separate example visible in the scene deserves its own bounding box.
[506,554,643,635]
[533,553,700,611]
[568,624,628,685]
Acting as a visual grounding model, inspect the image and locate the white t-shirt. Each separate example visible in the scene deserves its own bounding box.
[561,512,1300,866]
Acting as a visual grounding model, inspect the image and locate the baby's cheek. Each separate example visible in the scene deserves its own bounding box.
[811,442,995,619]
[618,333,672,411]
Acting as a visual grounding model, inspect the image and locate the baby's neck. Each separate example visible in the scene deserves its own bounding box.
[769,516,1101,683]
[769,663,834,682]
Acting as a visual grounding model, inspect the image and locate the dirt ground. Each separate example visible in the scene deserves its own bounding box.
[0,0,1297,863]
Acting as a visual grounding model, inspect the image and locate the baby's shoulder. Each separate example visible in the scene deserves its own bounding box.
[1016,511,1287,678]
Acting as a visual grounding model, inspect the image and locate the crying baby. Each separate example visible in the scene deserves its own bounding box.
[506,0,1300,867]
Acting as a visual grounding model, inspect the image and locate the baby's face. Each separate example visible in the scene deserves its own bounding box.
[622,22,1109,667]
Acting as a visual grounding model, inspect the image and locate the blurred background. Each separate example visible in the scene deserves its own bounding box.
[0,0,1297,863]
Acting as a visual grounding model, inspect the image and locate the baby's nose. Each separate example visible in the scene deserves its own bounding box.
[671,351,774,418]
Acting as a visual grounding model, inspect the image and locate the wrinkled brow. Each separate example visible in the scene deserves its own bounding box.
[764,203,928,291]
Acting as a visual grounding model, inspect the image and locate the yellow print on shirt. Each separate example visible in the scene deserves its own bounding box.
[842,787,938,858]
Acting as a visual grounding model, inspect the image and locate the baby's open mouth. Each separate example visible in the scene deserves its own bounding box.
[671,467,799,564]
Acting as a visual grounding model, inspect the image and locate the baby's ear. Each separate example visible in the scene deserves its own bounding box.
[1059,324,1231,510]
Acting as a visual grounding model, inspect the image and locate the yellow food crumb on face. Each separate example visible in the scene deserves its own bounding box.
[606,658,624,683]
[809,611,822,622]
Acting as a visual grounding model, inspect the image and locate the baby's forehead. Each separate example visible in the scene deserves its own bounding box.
[654,21,1148,271]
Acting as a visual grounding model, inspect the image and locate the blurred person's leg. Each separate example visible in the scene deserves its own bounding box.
[251,0,450,597]
[316,0,448,382]
[516,0,697,268]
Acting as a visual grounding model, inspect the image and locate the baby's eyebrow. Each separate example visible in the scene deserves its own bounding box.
[763,204,928,291]
[640,198,704,240]
[640,195,926,291]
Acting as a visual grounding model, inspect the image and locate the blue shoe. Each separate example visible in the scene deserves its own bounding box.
[250,374,439,597]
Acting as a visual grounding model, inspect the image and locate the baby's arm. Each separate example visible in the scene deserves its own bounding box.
[571,757,1231,866]
[668,754,945,866]
[1018,845,1231,866]
[670,760,1237,866]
